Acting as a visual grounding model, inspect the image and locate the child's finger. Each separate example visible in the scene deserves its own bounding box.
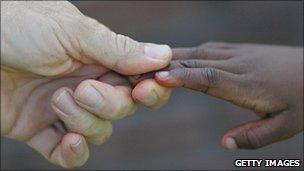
[155,68,242,101]
[168,59,242,74]
[128,45,239,86]
[172,46,235,60]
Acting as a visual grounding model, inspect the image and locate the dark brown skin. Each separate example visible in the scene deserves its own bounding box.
[130,42,303,150]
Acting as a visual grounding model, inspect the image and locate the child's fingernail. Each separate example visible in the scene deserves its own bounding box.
[156,71,169,79]
[225,137,238,150]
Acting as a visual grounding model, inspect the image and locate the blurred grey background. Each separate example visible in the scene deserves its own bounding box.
[1,1,303,170]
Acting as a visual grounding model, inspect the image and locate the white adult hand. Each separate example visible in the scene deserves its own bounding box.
[1,1,171,168]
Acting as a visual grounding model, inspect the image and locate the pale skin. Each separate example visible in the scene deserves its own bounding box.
[2,1,302,169]
[1,1,171,168]
[131,42,303,150]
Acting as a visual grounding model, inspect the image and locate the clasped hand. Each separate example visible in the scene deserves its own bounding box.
[1,1,171,168]
[1,1,303,169]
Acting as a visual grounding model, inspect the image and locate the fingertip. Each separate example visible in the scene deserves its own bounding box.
[86,120,113,145]
[132,79,156,105]
[113,43,172,75]
[155,71,177,87]
[221,136,238,150]
[69,136,85,156]
[62,133,85,156]
[132,79,171,108]
[156,71,170,80]
[61,133,89,168]
[144,44,172,62]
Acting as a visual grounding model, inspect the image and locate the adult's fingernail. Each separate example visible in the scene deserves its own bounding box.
[141,89,158,107]
[52,90,76,115]
[156,71,169,79]
[225,137,238,150]
[145,44,171,60]
[76,84,103,108]
[71,137,84,156]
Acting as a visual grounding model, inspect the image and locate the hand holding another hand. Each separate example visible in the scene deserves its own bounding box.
[1,1,171,168]
[2,1,302,168]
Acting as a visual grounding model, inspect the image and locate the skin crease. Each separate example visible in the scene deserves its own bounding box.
[131,42,303,150]
[1,1,171,168]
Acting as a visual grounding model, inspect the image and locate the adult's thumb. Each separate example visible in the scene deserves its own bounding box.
[75,16,172,75]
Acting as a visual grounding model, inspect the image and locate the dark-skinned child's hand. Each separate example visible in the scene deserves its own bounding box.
[130,42,303,150]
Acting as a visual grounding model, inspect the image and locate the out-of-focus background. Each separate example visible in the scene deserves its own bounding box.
[1,1,303,170]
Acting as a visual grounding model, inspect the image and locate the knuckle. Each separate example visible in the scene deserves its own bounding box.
[109,34,140,72]
[194,44,215,59]
[115,34,138,56]
[244,129,262,149]
[189,46,201,59]
[75,79,95,93]
[200,68,220,86]
[110,107,125,120]
[74,116,94,133]
[271,113,295,138]
[82,16,109,34]
[178,60,199,68]
[88,121,112,145]
[109,101,135,120]
[229,58,251,74]
[52,87,69,101]
[180,69,192,80]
